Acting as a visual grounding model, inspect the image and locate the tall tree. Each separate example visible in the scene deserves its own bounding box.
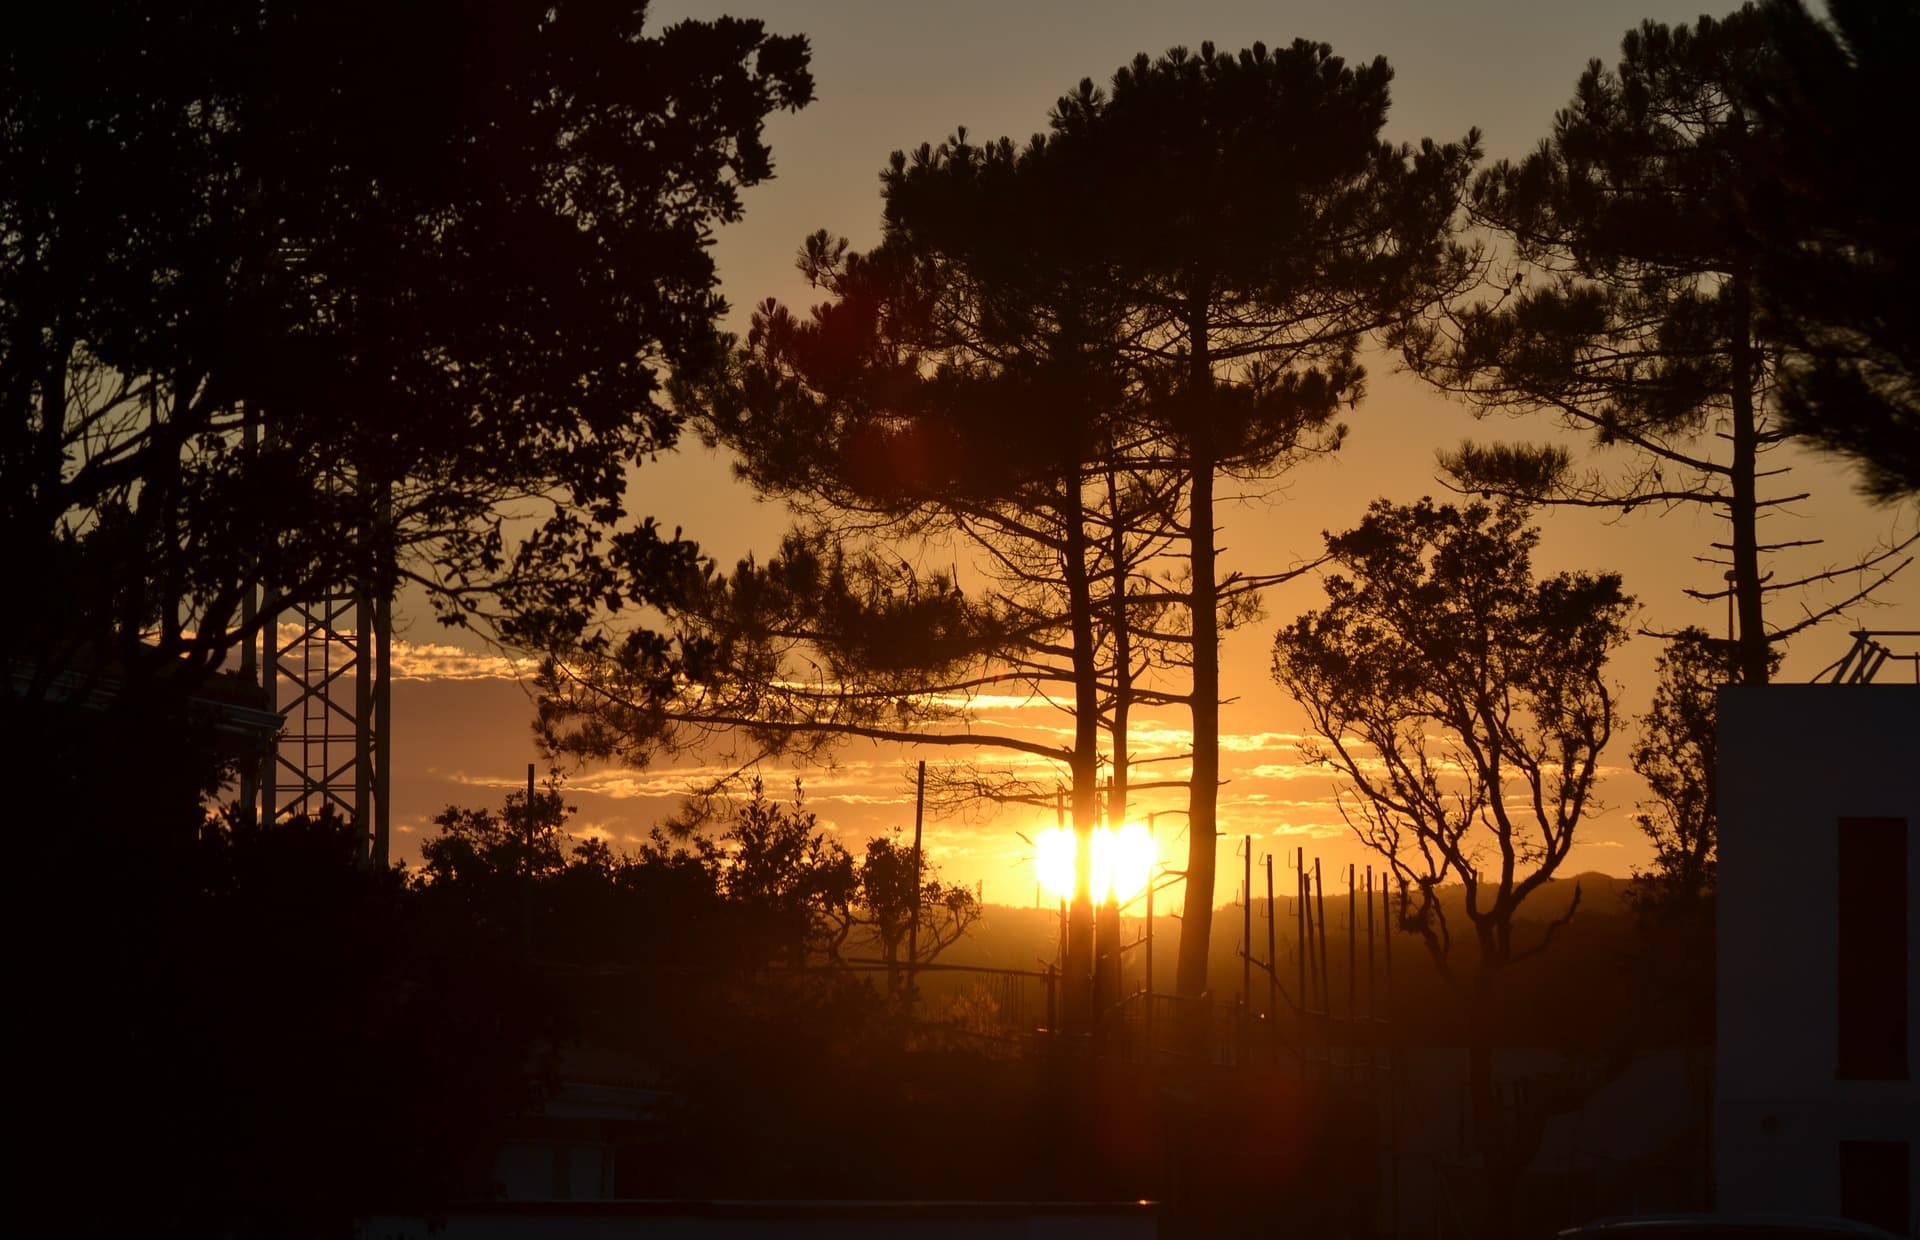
[543,41,1476,1025]
[1749,0,1920,501]
[1272,498,1630,1240]
[1047,42,1479,1001]
[1397,7,1911,686]
[541,128,1155,1029]
[2,1,811,743]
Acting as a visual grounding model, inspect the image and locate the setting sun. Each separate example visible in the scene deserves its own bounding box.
[1035,824,1155,904]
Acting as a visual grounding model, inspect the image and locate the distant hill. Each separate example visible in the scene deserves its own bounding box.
[921,869,1702,1049]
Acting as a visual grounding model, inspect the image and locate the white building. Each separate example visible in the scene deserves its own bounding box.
[1717,683,1919,1236]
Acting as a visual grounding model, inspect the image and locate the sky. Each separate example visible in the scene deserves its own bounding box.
[376,0,1917,906]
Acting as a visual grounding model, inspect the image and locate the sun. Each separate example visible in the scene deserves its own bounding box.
[1034,823,1154,904]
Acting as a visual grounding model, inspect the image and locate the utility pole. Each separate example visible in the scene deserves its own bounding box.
[1242,835,1253,1009]
[908,760,925,1005]
[1265,851,1277,1021]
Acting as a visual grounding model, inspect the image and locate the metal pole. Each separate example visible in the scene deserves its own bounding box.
[370,482,392,868]
[239,410,259,828]
[1242,835,1252,1009]
[1296,846,1308,1016]
[1366,865,1376,1024]
[1383,871,1399,1234]
[354,588,374,858]
[908,760,925,1002]
[1303,854,1317,1009]
[1348,863,1358,1078]
[1265,851,1277,1021]
[524,762,536,874]
[1315,859,1331,1066]
[1136,863,1152,1059]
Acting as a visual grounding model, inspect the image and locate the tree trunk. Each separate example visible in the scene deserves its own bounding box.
[1727,263,1770,685]
[1177,305,1219,1039]
[1063,471,1102,1033]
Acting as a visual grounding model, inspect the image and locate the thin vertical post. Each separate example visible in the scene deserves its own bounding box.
[369,477,393,867]
[1366,865,1376,1024]
[372,585,390,866]
[524,762,536,873]
[1383,871,1399,1234]
[1145,818,1155,1058]
[1296,846,1308,1016]
[353,589,374,858]
[1344,871,1359,1028]
[1347,863,1358,1077]
[1314,858,1329,1007]
[1265,851,1277,1021]
[1380,874,1393,1009]
[908,759,925,1003]
[239,411,259,828]
[1303,856,1318,1008]
[1315,859,1331,1065]
[1242,835,1252,1009]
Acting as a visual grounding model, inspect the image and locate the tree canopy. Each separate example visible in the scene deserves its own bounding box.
[1047,41,1480,1000]
[1749,0,1920,501]
[1271,498,1631,1239]
[1398,5,1911,686]
[540,42,1481,1024]
[2,0,812,714]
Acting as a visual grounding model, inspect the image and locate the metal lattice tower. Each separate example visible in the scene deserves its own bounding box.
[243,585,391,865]
[236,440,392,864]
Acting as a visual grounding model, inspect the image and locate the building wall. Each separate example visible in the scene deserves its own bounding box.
[1716,684,1919,1233]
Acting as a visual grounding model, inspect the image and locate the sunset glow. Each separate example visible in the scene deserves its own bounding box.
[1035,824,1155,904]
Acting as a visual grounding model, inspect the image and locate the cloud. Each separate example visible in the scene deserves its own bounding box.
[1235,762,1342,783]
[389,640,536,682]
[1219,730,1314,753]
[271,622,537,682]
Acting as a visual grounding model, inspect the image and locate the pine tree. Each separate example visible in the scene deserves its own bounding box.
[1397,7,1911,686]
[1750,0,1920,502]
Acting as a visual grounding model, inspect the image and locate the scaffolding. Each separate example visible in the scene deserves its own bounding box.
[233,420,392,864]
[251,584,390,864]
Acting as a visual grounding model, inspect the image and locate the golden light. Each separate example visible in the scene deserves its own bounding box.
[1034,827,1078,901]
[1034,823,1155,904]
[1094,823,1154,904]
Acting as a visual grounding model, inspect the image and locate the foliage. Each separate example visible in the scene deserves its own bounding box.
[1749,0,1920,501]
[707,778,857,966]
[550,40,1480,1020]
[537,527,1019,790]
[1272,498,1631,1238]
[1399,5,1911,685]
[1274,499,1629,971]
[852,833,984,989]
[419,785,572,887]
[1627,627,1772,910]
[1037,40,1481,1001]
[2,0,811,714]
[414,776,980,983]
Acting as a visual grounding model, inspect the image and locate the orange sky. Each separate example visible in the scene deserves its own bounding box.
[380,0,1918,906]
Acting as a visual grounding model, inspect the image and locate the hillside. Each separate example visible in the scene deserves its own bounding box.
[922,871,1705,1049]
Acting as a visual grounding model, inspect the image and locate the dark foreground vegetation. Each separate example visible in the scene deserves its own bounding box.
[16,774,1712,1238]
